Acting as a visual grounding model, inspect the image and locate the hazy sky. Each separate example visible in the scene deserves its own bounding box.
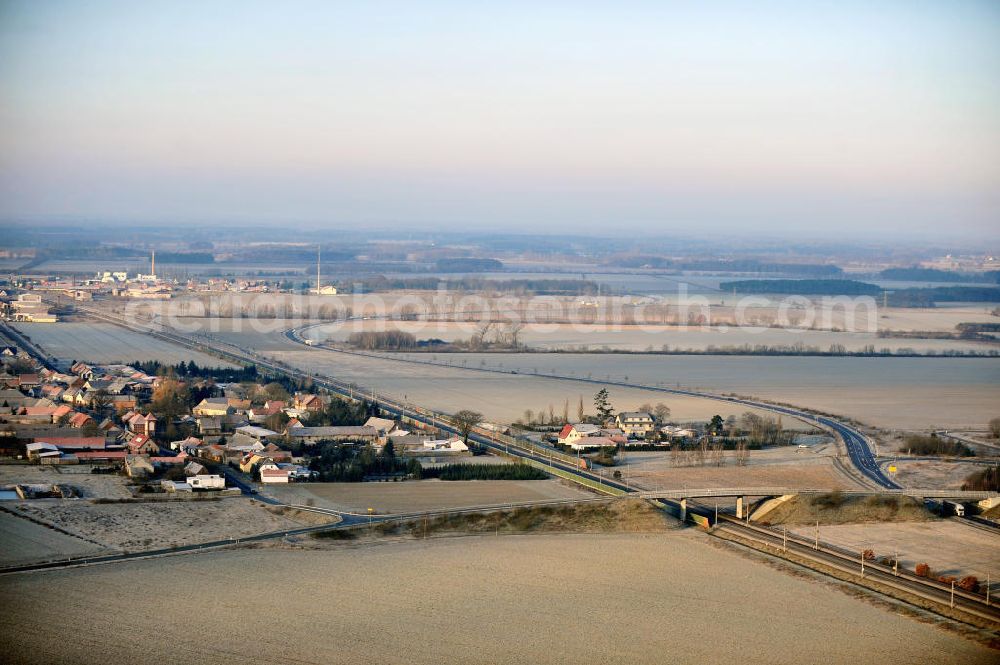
[1,1,998,238]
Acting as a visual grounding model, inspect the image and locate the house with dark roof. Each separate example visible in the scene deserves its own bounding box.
[284,425,378,445]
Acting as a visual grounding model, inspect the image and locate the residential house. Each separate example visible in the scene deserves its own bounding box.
[227,397,251,413]
[70,362,94,379]
[122,411,157,436]
[110,394,138,412]
[259,462,290,484]
[292,393,325,412]
[660,425,695,441]
[171,436,203,453]
[197,416,222,436]
[17,373,40,389]
[97,417,123,437]
[126,435,159,455]
[193,397,233,417]
[615,412,656,439]
[260,443,292,463]
[67,412,94,428]
[233,425,278,441]
[239,453,273,474]
[364,416,396,439]
[566,435,618,451]
[284,425,378,446]
[405,436,469,456]
[557,423,602,446]
[51,404,74,422]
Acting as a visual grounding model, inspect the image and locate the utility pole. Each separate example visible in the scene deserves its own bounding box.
[951,581,955,609]
[815,521,819,550]
[783,526,787,552]
[860,549,865,578]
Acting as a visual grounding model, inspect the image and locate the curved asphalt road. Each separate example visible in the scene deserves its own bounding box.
[286,324,900,490]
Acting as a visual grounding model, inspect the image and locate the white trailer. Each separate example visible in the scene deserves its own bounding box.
[187,474,226,490]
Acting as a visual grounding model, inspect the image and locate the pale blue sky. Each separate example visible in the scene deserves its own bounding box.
[1,1,998,237]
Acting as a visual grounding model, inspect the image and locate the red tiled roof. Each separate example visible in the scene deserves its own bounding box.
[68,413,92,427]
[73,450,126,460]
[21,407,56,416]
[260,468,288,477]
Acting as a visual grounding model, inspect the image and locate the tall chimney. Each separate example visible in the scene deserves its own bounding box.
[316,245,321,293]
[151,250,155,276]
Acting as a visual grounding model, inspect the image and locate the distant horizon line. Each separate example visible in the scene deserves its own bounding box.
[1,215,997,247]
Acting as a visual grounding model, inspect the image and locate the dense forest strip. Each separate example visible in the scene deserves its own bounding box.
[719,279,881,296]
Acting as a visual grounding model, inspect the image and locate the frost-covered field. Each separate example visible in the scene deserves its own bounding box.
[1,534,995,665]
[13,322,236,367]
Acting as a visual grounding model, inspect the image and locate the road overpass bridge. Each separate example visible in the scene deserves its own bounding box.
[631,488,1000,521]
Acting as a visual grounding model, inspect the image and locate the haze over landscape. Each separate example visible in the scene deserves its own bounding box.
[1,3,999,665]
[2,1,999,236]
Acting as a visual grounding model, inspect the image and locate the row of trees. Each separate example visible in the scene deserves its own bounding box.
[353,275,598,295]
[347,331,418,350]
[901,434,974,457]
[420,463,547,481]
[307,441,419,482]
[669,437,751,467]
[131,359,259,382]
[961,465,999,492]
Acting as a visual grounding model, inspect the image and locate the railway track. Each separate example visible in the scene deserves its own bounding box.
[47,305,999,621]
[712,513,1000,625]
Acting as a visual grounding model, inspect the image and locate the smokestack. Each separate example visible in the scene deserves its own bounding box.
[151,249,156,276]
[316,245,321,294]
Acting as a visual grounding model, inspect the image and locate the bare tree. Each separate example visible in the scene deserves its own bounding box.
[697,436,708,467]
[562,399,569,424]
[505,322,525,349]
[711,438,726,466]
[89,388,112,413]
[653,403,671,423]
[735,440,749,466]
[452,410,483,444]
[990,417,1000,439]
[471,321,495,350]
[577,396,585,422]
